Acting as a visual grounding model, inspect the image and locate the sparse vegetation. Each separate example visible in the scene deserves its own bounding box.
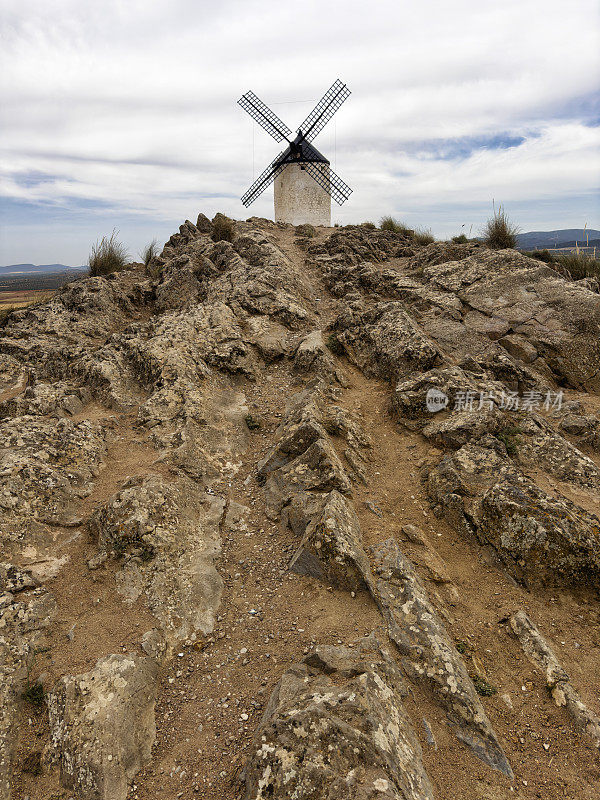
[361,221,376,229]
[556,251,600,280]
[379,216,413,236]
[140,238,159,267]
[482,205,519,250]
[22,751,43,776]
[452,234,469,244]
[414,227,435,246]
[244,414,261,431]
[326,332,345,355]
[295,224,316,238]
[471,675,497,697]
[21,646,50,705]
[89,230,129,277]
[522,248,557,264]
[211,214,235,242]
[496,425,522,457]
[380,216,433,244]
[455,640,469,655]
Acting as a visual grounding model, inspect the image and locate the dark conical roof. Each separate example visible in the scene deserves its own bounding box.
[277,133,330,167]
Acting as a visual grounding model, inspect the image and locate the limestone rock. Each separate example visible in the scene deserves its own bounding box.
[427,443,600,586]
[89,476,223,649]
[244,640,434,800]
[510,611,600,748]
[48,653,159,800]
[289,490,371,591]
[370,539,512,777]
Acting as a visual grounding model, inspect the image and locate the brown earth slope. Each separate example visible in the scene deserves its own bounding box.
[1,215,599,800]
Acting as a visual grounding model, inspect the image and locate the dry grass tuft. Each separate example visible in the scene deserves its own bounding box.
[89,230,129,276]
[482,205,519,250]
[140,239,159,267]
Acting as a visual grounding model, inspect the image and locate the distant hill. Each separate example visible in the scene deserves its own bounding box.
[0,264,87,292]
[516,229,600,250]
[0,263,86,276]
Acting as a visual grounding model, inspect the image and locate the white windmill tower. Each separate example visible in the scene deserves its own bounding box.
[238,80,352,226]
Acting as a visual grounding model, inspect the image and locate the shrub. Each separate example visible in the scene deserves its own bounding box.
[522,248,558,264]
[140,238,159,267]
[557,251,600,281]
[89,230,128,276]
[326,332,345,355]
[295,224,316,238]
[482,205,519,250]
[361,221,376,229]
[452,234,469,244]
[414,227,435,246]
[496,424,522,457]
[471,675,497,697]
[244,414,261,430]
[380,216,413,236]
[211,214,235,242]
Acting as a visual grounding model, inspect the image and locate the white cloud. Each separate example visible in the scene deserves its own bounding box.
[0,0,599,262]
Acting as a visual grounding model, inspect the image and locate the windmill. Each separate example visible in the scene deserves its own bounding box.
[238,79,352,226]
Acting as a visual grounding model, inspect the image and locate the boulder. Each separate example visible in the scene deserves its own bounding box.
[48,654,159,800]
[243,640,434,800]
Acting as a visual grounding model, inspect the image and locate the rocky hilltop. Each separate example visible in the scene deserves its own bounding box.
[1,215,599,800]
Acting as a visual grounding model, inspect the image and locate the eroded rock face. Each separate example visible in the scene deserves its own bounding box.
[0,566,56,798]
[48,654,159,800]
[510,611,600,748]
[0,415,106,526]
[289,490,371,591]
[427,442,600,586]
[0,216,599,797]
[370,540,513,777]
[244,640,434,800]
[89,475,223,651]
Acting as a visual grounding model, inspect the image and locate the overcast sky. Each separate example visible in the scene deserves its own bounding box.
[1,0,599,265]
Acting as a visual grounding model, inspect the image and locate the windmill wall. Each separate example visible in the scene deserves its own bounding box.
[274,163,331,226]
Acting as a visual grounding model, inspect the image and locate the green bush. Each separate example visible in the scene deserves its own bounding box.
[326,332,345,355]
[557,251,599,280]
[211,214,235,242]
[482,206,519,250]
[89,230,128,276]
[414,227,435,246]
[140,238,159,267]
[361,221,376,229]
[496,425,522,457]
[295,224,316,238]
[471,675,497,697]
[522,248,558,264]
[452,234,469,244]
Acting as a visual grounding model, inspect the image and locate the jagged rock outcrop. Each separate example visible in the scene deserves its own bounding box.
[0,216,598,799]
[48,653,159,800]
[244,639,434,800]
[510,611,600,748]
[370,540,512,776]
[427,441,600,586]
[89,475,224,652]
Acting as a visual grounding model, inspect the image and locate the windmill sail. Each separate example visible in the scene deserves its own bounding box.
[302,161,352,205]
[297,80,350,143]
[241,150,288,207]
[238,91,292,143]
